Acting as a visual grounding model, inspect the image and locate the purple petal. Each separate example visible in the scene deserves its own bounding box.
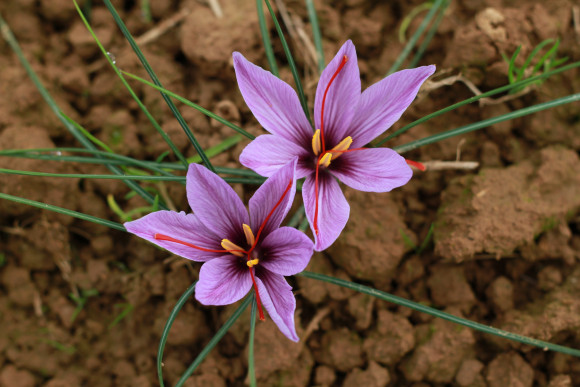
[186,164,249,240]
[314,40,360,147]
[255,273,298,342]
[331,148,412,192]
[233,52,313,147]
[240,135,312,179]
[259,227,314,276]
[350,65,436,147]
[303,173,350,251]
[195,257,253,305]
[249,159,297,239]
[125,211,222,262]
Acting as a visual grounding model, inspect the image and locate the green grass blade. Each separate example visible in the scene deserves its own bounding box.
[263,0,312,125]
[102,0,215,173]
[531,39,561,77]
[0,9,163,208]
[121,70,255,140]
[387,0,444,75]
[516,39,553,83]
[305,0,325,73]
[299,271,580,356]
[393,92,580,153]
[375,60,580,146]
[186,135,242,164]
[248,294,257,387]
[0,192,125,231]
[399,2,432,43]
[0,167,186,182]
[416,223,435,255]
[157,282,197,387]
[507,45,521,84]
[408,0,450,68]
[175,296,253,387]
[74,1,190,170]
[61,112,115,154]
[256,0,279,76]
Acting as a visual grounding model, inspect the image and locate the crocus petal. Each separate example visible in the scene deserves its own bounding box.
[259,227,314,276]
[186,163,249,240]
[125,211,222,262]
[303,173,350,251]
[350,65,436,148]
[255,273,298,342]
[240,135,312,179]
[314,40,360,146]
[195,257,253,305]
[233,52,313,147]
[331,148,412,192]
[249,158,297,238]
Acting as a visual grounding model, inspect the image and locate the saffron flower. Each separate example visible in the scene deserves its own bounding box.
[235,40,435,251]
[125,159,313,342]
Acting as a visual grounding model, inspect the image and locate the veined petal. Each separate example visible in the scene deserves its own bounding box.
[314,40,360,147]
[249,159,297,238]
[186,164,249,240]
[233,52,313,146]
[331,148,412,192]
[124,211,222,262]
[350,65,436,147]
[255,273,298,342]
[303,173,350,251]
[195,257,253,305]
[259,227,314,276]
[240,135,312,179]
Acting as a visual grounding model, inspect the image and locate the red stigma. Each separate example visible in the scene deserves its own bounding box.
[320,55,348,154]
[405,159,426,171]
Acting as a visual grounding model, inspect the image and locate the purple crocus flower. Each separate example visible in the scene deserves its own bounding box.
[124,158,313,341]
[235,40,435,251]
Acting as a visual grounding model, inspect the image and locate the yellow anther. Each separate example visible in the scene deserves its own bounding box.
[329,136,352,160]
[318,152,332,168]
[221,239,245,257]
[243,224,255,247]
[312,129,322,155]
[247,258,259,268]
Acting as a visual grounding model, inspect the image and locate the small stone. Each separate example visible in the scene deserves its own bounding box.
[486,352,534,387]
[486,276,514,313]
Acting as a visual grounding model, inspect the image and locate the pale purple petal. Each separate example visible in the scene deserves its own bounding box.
[233,52,313,146]
[331,148,412,192]
[350,65,436,147]
[240,135,312,179]
[314,40,360,147]
[195,257,253,305]
[255,273,298,342]
[125,211,223,262]
[259,227,313,276]
[186,163,249,240]
[303,173,350,251]
[249,159,297,238]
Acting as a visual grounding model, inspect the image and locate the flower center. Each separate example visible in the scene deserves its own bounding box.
[153,178,294,322]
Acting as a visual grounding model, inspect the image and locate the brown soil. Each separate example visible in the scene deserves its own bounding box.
[1,0,580,386]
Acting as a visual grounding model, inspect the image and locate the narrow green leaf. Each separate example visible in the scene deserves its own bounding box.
[157,282,197,387]
[102,0,215,172]
[263,0,312,125]
[186,135,242,164]
[393,93,580,153]
[416,223,435,255]
[409,0,450,68]
[299,271,580,356]
[0,11,160,207]
[0,193,125,231]
[62,112,115,154]
[375,60,580,146]
[75,0,191,170]
[399,2,433,43]
[175,296,253,387]
[256,0,279,76]
[122,70,255,140]
[516,39,553,83]
[387,0,444,75]
[305,0,325,73]
[248,294,257,387]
